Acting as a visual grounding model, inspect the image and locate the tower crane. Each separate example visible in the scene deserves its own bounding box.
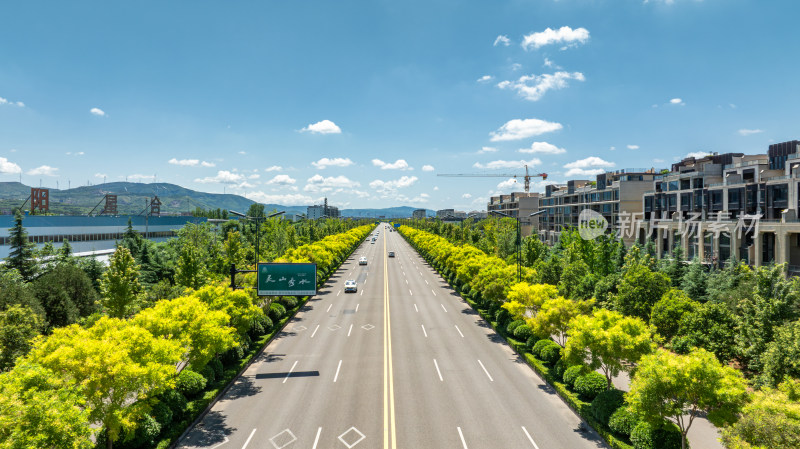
[437,165,547,193]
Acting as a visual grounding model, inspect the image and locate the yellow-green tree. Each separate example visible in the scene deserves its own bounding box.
[627,348,749,449]
[502,283,559,320]
[529,296,593,346]
[101,247,141,319]
[721,378,800,449]
[565,308,656,389]
[27,317,183,449]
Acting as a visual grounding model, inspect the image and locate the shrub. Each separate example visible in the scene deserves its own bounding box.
[276,296,297,309]
[150,400,173,428]
[563,365,589,388]
[590,388,626,427]
[513,324,533,342]
[609,407,637,437]
[539,342,563,365]
[507,319,525,335]
[526,336,538,353]
[269,303,286,322]
[552,359,568,381]
[574,371,607,400]
[123,413,161,449]
[199,365,216,383]
[247,319,265,339]
[532,339,554,358]
[176,369,207,398]
[159,390,188,418]
[630,420,683,449]
[222,344,245,365]
[495,308,511,328]
[210,358,224,379]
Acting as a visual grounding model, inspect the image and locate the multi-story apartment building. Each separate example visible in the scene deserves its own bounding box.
[435,208,455,219]
[412,209,427,219]
[307,197,340,219]
[538,169,658,245]
[487,192,540,237]
[641,140,800,272]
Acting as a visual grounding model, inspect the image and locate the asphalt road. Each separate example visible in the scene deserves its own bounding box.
[176,224,607,449]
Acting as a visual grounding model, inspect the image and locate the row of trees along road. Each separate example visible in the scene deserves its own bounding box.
[398,218,800,449]
[0,207,373,448]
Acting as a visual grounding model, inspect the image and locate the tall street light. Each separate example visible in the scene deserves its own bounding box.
[490,209,546,283]
[229,209,286,268]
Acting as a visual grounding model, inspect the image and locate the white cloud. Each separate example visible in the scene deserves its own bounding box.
[248,174,260,179]
[0,157,22,174]
[478,146,499,154]
[26,165,58,176]
[0,97,25,107]
[169,158,200,167]
[369,176,419,194]
[201,161,216,167]
[738,128,763,136]
[420,193,430,198]
[511,63,522,71]
[304,174,360,192]
[493,35,511,46]
[497,178,520,190]
[653,158,665,163]
[433,186,439,191]
[265,165,282,172]
[195,170,246,184]
[462,193,472,199]
[563,156,614,177]
[609,146,616,151]
[627,144,640,150]
[94,173,107,179]
[422,165,435,172]
[685,151,712,159]
[564,156,614,169]
[519,141,567,154]
[266,174,297,185]
[238,151,247,155]
[372,159,411,170]
[669,98,685,105]
[497,71,585,101]
[543,58,560,69]
[249,192,314,206]
[311,157,354,169]
[90,107,105,117]
[477,75,494,83]
[66,151,85,156]
[127,174,156,182]
[300,119,342,134]
[522,26,590,50]
[490,118,563,142]
[473,158,542,169]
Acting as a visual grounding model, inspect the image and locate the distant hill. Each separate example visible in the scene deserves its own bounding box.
[0,182,435,218]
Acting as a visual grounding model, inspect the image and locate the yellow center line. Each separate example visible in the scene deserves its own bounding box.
[383,226,397,448]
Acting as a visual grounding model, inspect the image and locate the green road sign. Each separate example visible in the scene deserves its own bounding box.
[257,263,317,296]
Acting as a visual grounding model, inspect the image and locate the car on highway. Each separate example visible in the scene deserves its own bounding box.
[344,280,357,293]
[388,251,395,257]
[359,256,368,265]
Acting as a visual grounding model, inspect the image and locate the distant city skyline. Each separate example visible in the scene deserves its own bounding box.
[1,1,798,210]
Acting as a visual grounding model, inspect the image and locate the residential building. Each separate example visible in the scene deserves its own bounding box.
[436,209,455,218]
[412,209,427,219]
[641,141,800,273]
[487,192,540,237]
[538,169,659,245]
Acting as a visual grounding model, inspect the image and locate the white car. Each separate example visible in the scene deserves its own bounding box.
[344,280,357,293]
[359,256,368,265]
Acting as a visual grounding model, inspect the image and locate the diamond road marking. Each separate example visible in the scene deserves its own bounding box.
[338,427,366,448]
[328,324,342,331]
[361,324,375,331]
[269,429,297,449]
[293,325,307,332]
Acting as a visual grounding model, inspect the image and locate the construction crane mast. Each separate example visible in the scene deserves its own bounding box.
[437,165,547,193]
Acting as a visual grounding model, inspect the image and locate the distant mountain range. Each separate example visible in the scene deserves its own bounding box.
[0,182,435,218]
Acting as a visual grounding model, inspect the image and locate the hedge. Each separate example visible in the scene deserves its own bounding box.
[591,389,626,427]
[574,371,607,401]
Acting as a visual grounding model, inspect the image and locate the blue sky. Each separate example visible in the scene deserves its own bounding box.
[1,0,798,210]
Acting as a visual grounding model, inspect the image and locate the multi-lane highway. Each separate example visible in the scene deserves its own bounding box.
[177,224,606,449]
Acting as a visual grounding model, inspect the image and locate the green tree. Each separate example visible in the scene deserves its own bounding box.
[613,263,670,321]
[650,288,698,342]
[100,247,141,319]
[566,308,656,389]
[5,210,36,281]
[681,257,708,301]
[502,283,559,320]
[627,348,749,449]
[661,246,686,287]
[673,300,737,364]
[119,218,146,261]
[78,256,106,293]
[33,263,99,329]
[721,378,800,449]
[175,244,209,290]
[760,319,800,387]
[0,305,42,371]
[0,270,44,318]
[28,317,183,449]
[0,360,93,448]
[57,239,74,264]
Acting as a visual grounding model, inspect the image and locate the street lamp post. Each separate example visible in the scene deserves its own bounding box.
[490,209,546,283]
[229,209,286,269]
